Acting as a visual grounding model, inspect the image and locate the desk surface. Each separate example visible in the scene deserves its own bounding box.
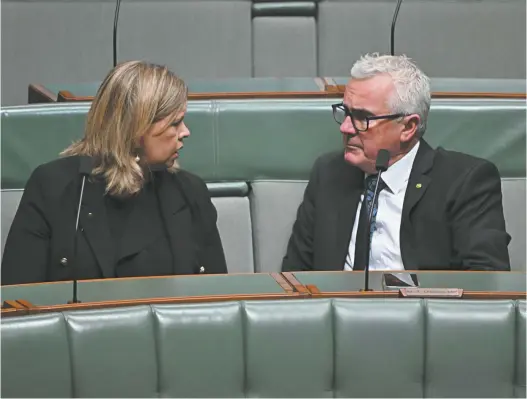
[29,77,332,103]
[0,273,292,307]
[29,77,526,104]
[2,271,525,316]
[287,271,527,297]
[325,77,527,98]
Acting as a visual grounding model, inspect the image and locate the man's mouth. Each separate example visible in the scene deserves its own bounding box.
[346,144,362,150]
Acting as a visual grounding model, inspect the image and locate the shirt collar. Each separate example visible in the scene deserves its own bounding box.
[376,141,420,194]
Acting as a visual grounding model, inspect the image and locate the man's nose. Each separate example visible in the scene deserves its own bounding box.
[340,116,358,137]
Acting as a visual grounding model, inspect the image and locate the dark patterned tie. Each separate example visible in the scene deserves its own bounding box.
[353,174,387,270]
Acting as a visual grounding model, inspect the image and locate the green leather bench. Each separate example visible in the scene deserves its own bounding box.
[1,97,526,274]
[2,298,525,397]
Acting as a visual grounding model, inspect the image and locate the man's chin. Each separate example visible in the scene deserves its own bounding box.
[344,147,362,165]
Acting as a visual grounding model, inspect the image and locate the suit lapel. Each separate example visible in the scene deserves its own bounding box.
[79,177,116,278]
[400,140,435,269]
[334,166,364,270]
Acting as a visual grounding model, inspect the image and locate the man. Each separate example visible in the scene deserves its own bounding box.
[282,53,510,272]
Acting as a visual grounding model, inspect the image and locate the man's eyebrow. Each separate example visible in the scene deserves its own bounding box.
[350,107,375,116]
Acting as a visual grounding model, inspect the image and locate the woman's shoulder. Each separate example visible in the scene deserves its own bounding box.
[27,156,82,188]
[172,169,208,194]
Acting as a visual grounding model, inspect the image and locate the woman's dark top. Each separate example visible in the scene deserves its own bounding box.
[1,156,227,285]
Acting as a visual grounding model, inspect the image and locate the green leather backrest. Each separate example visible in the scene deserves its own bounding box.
[2,299,525,398]
[1,97,525,189]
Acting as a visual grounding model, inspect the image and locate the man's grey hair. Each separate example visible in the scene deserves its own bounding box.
[350,53,431,137]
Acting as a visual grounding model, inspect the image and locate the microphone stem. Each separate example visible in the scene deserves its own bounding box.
[390,0,403,56]
[364,172,384,291]
[113,0,122,67]
[72,175,86,304]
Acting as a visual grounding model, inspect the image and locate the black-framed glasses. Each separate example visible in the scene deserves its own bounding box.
[331,102,406,132]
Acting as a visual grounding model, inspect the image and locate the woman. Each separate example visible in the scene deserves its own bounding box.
[1,61,227,285]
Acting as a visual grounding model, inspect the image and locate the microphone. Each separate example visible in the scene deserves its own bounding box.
[390,0,403,55]
[113,0,122,67]
[68,156,94,304]
[361,149,390,292]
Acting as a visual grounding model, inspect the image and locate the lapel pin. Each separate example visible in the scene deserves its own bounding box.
[416,183,422,189]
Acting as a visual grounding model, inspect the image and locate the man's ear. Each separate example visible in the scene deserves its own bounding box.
[400,114,420,143]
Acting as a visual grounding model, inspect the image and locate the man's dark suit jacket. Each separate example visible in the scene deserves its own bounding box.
[1,156,227,285]
[282,140,511,272]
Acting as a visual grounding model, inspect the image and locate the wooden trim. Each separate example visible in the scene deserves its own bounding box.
[271,272,295,294]
[291,270,526,275]
[15,299,34,309]
[1,271,282,288]
[281,272,311,295]
[433,91,526,99]
[2,300,26,309]
[56,88,527,102]
[57,90,343,102]
[2,293,301,317]
[313,77,327,92]
[57,90,92,102]
[306,284,321,294]
[28,84,57,103]
[460,291,526,300]
[310,291,400,299]
[304,289,525,300]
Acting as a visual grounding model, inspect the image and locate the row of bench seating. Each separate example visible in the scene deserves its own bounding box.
[3,0,525,105]
[1,97,526,273]
[2,298,525,397]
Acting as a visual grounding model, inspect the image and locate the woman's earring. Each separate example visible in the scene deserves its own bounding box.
[135,155,140,162]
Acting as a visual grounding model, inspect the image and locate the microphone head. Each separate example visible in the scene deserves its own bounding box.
[375,149,390,171]
[78,156,94,176]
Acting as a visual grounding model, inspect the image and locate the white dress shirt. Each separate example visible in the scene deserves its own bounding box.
[344,141,420,272]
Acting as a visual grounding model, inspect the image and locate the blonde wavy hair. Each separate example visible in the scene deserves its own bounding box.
[61,60,188,196]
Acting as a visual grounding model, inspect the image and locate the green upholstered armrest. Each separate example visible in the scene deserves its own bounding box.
[252,2,317,17]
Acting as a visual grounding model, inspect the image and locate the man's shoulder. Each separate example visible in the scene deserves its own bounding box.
[312,150,348,171]
[433,146,499,175]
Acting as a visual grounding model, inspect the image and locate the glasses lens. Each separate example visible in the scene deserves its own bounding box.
[351,114,368,132]
[333,106,346,124]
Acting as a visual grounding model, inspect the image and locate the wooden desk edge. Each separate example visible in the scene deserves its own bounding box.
[281,272,311,295]
[271,272,295,294]
[28,84,57,103]
[56,88,526,101]
[57,90,343,101]
[1,292,304,317]
[325,84,527,99]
